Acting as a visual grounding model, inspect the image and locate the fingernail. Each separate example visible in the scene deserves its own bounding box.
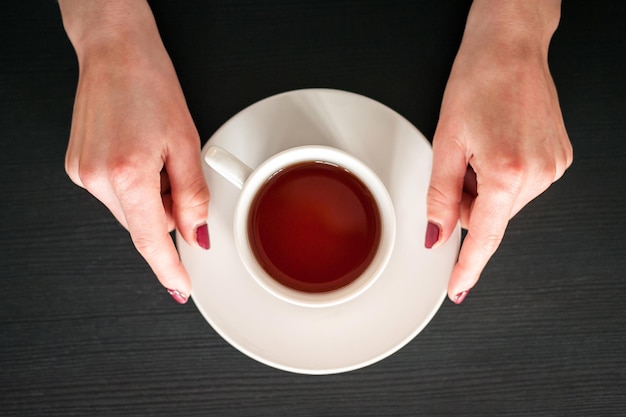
[454,290,469,305]
[196,223,210,250]
[425,221,440,249]
[168,289,189,304]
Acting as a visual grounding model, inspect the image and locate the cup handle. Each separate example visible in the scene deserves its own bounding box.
[204,146,253,189]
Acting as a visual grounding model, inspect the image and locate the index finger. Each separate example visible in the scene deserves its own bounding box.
[448,178,520,303]
[113,169,191,302]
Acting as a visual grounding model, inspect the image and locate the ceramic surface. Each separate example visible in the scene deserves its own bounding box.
[177,89,460,374]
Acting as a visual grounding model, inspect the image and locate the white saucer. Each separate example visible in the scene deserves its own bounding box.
[177,89,460,374]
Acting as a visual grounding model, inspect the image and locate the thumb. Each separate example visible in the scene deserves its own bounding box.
[425,134,467,249]
[167,137,211,251]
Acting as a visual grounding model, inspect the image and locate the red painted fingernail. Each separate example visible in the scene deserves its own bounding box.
[196,223,210,250]
[425,221,440,249]
[454,290,469,305]
[168,289,189,304]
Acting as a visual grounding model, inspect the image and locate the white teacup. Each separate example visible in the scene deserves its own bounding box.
[204,145,395,308]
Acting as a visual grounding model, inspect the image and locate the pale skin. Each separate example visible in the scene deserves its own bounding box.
[426,0,572,303]
[58,0,572,304]
[59,0,210,303]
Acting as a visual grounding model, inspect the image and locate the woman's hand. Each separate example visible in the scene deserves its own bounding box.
[426,0,573,303]
[59,0,210,303]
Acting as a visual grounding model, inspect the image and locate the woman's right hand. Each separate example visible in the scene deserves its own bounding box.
[59,0,210,303]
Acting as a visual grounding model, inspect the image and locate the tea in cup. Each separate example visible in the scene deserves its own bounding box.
[204,145,395,307]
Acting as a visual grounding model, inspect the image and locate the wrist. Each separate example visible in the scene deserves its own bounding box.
[59,0,161,65]
[463,0,561,58]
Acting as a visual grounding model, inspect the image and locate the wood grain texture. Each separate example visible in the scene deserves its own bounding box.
[1,1,625,416]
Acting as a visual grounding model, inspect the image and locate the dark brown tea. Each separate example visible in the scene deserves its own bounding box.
[247,161,381,293]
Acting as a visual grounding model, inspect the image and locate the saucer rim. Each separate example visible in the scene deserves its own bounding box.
[178,88,460,374]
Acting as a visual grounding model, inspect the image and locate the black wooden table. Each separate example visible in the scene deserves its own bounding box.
[2,1,625,416]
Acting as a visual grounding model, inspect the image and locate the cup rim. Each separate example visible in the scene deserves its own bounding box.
[233,145,396,308]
